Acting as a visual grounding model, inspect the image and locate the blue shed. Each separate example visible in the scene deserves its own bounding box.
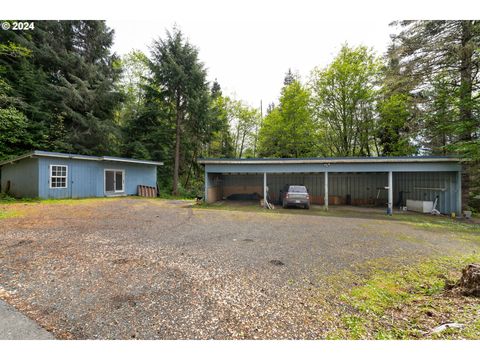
[199,156,464,215]
[0,151,163,199]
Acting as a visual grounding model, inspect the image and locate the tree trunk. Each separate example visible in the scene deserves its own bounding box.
[172,97,182,195]
[459,21,474,210]
[234,125,240,157]
[239,131,246,158]
[459,20,474,142]
[183,152,196,189]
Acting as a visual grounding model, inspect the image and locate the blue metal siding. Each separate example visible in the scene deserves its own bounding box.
[0,158,39,198]
[38,158,157,199]
[39,158,75,199]
[71,160,98,198]
[111,162,157,195]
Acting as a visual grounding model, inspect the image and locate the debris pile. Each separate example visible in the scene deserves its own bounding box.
[457,264,480,297]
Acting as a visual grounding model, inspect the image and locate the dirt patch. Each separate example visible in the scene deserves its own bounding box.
[112,258,129,265]
[10,240,34,247]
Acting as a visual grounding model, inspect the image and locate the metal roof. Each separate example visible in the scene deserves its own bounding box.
[0,151,164,167]
[198,156,462,165]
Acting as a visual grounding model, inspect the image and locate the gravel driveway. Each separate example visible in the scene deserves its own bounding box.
[0,198,477,339]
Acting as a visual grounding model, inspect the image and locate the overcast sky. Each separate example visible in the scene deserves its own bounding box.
[108,18,395,108]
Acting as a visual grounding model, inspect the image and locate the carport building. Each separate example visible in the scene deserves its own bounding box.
[198,157,463,215]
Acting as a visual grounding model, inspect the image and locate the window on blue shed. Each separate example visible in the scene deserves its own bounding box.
[50,165,67,188]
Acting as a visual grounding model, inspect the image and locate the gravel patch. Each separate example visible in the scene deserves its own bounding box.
[0,198,477,339]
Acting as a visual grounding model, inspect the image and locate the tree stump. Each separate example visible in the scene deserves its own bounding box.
[458,264,480,297]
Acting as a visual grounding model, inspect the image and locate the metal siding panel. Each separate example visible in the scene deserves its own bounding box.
[0,158,39,198]
[36,158,157,198]
[39,157,70,198]
[393,172,456,214]
[71,160,99,198]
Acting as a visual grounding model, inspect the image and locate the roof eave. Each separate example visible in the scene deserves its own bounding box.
[198,158,463,165]
[0,152,35,166]
[0,151,163,167]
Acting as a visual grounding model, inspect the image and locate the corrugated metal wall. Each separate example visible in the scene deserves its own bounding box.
[393,171,458,214]
[218,171,458,213]
[221,173,389,204]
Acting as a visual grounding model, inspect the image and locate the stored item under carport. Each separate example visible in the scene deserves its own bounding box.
[406,199,434,213]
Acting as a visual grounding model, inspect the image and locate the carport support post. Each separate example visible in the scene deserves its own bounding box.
[263,172,267,208]
[324,171,328,211]
[204,171,209,203]
[387,171,393,215]
[456,170,462,216]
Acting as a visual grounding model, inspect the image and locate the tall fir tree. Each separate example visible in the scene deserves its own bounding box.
[149,28,211,195]
[0,21,122,157]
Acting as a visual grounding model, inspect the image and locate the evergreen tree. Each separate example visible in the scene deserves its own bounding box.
[206,81,235,158]
[149,28,211,195]
[283,68,297,86]
[389,20,480,208]
[0,21,122,156]
[390,20,480,158]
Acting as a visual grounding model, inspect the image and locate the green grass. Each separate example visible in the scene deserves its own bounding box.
[0,208,23,219]
[0,193,38,203]
[0,195,127,206]
[392,213,480,234]
[331,253,480,339]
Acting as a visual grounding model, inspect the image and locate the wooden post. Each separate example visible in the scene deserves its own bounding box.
[324,171,329,211]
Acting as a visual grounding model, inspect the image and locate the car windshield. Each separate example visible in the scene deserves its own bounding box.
[289,186,307,193]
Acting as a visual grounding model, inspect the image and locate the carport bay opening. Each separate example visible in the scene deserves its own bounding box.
[198,157,463,215]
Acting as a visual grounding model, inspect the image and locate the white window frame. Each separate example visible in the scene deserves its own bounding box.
[49,164,68,189]
[104,169,125,193]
